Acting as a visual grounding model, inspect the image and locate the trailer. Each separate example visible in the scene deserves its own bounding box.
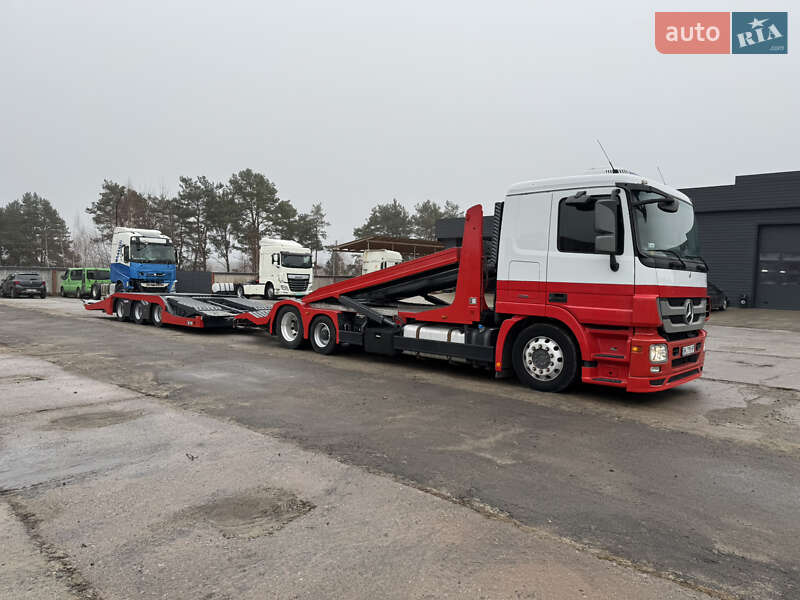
[85,173,709,393]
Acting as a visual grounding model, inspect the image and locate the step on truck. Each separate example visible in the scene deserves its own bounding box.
[87,172,708,393]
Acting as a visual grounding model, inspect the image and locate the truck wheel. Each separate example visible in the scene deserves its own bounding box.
[114,299,128,321]
[276,306,304,349]
[512,323,578,393]
[236,285,245,298]
[131,301,148,324]
[151,304,164,327]
[265,283,276,300]
[310,316,337,355]
[91,284,101,300]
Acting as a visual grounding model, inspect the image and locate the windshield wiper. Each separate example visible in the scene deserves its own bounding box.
[653,248,687,269]
[685,254,708,272]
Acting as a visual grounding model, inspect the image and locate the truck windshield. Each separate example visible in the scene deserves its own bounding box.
[632,191,702,266]
[130,240,176,264]
[281,253,312,269]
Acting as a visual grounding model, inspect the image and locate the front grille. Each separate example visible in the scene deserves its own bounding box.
[658,297,706,334]
[287,278,309,292]
[672,354,699,368]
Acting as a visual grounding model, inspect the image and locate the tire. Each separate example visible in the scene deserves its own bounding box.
[265,283,276,300]
[235,285,245,298]
[512,323,578,393]
[115,281,123,293]
[310,316,337,355]
[91,284,101,300]
[721,298,728,311]
[40,289,46,299]
[75,287,83,299]
[10,287,17,299]
[114,299,128,321]
[276,306,304,349]
[151,303,164,327]
[131,301,148,324]
[60,287,65,297]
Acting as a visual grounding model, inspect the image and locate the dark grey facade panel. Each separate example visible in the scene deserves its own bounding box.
[695,209,800,303]
[683,170,800,213]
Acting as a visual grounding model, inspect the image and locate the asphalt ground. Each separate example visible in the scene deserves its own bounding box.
[1,296,799,599]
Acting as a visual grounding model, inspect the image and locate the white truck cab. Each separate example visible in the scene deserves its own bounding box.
[362,249,403,275]
[237,239,313,299]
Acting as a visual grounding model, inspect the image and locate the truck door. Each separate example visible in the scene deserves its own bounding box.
[546,187,635,326]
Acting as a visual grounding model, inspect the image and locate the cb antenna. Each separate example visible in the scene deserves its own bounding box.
[596,139,617,173]
[656,166,667,184]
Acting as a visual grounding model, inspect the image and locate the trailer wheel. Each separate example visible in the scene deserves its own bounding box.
[512,323,578,393]
[151,304,164,327]
[310,316,337,355]
[114,299,128,321]
[265,283,276,300]
[235,285,245,298]
[276,306,304,349]
[131,301,149,324]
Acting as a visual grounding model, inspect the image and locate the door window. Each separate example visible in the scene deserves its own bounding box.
[70,270,82,280]
[557,195,623,254]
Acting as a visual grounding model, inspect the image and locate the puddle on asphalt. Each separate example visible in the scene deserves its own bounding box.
[180,487,315,539]
[42,409,144,430]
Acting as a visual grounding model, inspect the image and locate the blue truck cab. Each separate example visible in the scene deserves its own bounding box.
[110,227,177,293]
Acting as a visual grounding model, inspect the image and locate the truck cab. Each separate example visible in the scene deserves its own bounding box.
[258,239,313,299]
[110,227,177,293]
[494,172,707,391]
[362,249,403,275]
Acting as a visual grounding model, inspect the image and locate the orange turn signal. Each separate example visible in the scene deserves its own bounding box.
[631,345,642,353]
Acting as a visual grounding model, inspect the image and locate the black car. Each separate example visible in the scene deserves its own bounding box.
[708,282,728,311]
[0,272,47,298]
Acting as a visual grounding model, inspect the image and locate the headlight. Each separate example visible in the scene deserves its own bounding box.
[649,343,668,363]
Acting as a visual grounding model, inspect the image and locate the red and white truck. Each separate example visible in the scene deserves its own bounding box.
[86,172,708,393]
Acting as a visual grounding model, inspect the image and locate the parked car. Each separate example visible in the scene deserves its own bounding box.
[0,272,47,298]
[708,282,729,311]
[59,267,111,299]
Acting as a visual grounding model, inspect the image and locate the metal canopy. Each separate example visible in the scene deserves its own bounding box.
[330,236,444,256]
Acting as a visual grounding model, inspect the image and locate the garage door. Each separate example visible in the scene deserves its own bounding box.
[755,225,800,309]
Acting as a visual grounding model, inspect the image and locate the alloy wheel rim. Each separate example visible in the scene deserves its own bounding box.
[280,312,299,341]
[522,336,564,381]
[313,322,331,348]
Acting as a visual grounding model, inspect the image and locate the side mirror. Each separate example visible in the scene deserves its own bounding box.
[272,253,280,266]
[658,198,679,213]
[594,197,620,272]
[123,246,129,262]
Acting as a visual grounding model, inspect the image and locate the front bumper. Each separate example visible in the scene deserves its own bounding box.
[626,329,706,393]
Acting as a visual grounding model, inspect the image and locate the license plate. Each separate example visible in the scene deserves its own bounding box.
[681,344,696,357]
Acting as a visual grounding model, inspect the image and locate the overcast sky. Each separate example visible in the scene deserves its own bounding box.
[1,0,798,244]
